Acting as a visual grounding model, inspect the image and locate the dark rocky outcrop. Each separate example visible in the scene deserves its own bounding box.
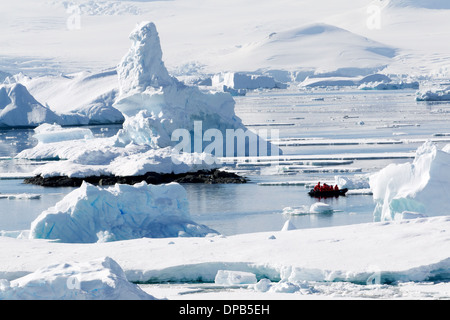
[24,169,248,187]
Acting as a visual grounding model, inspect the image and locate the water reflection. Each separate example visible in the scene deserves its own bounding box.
[184,182,375,236]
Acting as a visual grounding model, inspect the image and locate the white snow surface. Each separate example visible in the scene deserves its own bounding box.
[1,215,449,299]
[211,72,287,91]
[33,123,94,143]
[30,181,218,243]
[0,256,156,300]
[370,142,450,221]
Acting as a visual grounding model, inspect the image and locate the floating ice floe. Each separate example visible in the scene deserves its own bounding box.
[211,72,287,95]
[283,202,333,215]
[358,81,419,90]
[113,21,279,156]
[0,193,40,200]
[370,142,450,221]
[416,86,450,101]
[0,257,156,300]
[33,123,94,144]
[29,181,218,243]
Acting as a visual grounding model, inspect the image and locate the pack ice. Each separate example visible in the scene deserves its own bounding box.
[370,142,450,221]
[29,181,217,243]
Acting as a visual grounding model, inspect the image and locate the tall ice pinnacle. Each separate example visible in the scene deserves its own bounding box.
[117,21,174,97]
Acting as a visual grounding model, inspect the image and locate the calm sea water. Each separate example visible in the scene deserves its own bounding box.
[0,88,449,236]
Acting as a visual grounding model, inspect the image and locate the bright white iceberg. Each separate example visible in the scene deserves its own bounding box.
[0,257,155,300]
[9,71,125,126]
[29,181,218,243]
[359,81,419,90]
[416,86,450,101]
[113,21,279,156]
[33,123,94,144]
[370,142,450,221]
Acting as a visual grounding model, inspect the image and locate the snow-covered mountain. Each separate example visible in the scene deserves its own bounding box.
[1,0,449,79]
[213,23,396,76]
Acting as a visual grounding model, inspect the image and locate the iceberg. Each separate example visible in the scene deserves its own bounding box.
[0,83,61,128]
[214,270,257,286]
[335,174,370,189]
[359,81,419,90]
[114,21,280,156]
[416,86,450,101]
[16,21,280,180]
[0,257,155,300]
[32,123,94,144]
[29,181,218,243]
[17,126,217,178]
[370,142,450,221]
[4,72,124,127]
[211,72,287,92]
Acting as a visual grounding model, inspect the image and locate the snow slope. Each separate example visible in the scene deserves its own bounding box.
[213,23,396,76]
[416,86,450,101]
[113,21,254,154]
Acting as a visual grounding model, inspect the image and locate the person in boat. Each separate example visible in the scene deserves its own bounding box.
[314,182,321,192]
[334,185,339,191]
